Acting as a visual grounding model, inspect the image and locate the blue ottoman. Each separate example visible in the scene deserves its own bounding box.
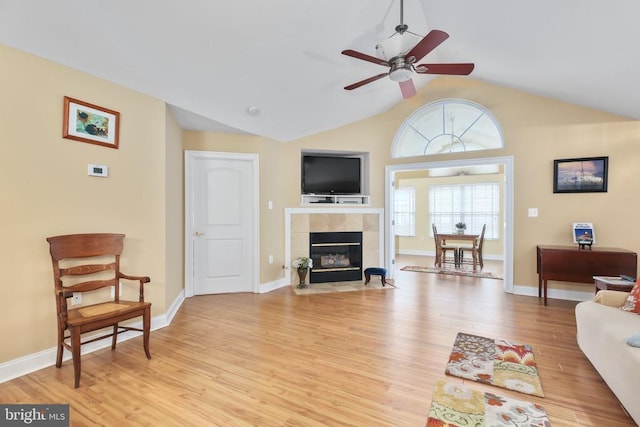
[364,267,387,286]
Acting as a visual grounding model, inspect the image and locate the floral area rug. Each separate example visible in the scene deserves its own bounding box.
[427,380,551,427]
[445,332,544,397]
[400,265,502,280]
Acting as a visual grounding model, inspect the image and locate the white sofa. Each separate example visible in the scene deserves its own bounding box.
[575,290,640,424]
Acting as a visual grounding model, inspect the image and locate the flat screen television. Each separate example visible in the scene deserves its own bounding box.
[302,155,361,195]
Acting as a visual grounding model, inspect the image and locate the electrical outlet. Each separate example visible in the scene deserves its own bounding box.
[72,292,82,306]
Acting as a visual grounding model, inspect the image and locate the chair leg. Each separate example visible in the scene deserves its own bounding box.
[70,327,82,388]
[56,324,64,368]
[143,307,151,359]
[111,324,118,350]
[364,274,371,285]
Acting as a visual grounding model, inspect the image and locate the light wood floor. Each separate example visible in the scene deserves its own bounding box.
[1,255,635,426]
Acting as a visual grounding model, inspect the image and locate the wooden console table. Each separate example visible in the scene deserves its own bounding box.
[536,245,637,305]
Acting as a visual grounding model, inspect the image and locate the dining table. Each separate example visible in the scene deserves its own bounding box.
[435,233,480,270]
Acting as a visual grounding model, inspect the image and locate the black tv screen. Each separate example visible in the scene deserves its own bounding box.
[302,155,361,195]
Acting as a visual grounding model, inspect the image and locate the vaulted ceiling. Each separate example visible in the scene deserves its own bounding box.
[1,1,638,142]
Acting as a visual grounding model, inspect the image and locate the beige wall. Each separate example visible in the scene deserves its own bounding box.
[186,76,640,297]
[0,44,176,363]
[3,41,640,368]
[164,107,184,308]
[277,77,640,296]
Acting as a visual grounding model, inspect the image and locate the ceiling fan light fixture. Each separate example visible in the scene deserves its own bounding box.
[389,66,413,82]
[375,33,420,61]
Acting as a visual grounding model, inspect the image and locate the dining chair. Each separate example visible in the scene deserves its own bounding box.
[459,224,486,271]
[432,224,458,268]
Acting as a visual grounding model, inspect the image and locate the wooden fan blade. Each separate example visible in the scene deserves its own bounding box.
[399,79,416,98]
[405,30,449,63]
[415,63,475,75]
[344,73,389,90]
[342,49,390,67]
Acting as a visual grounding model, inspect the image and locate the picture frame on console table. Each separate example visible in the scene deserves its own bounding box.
[553,156,608,193]
[573,222,595,245]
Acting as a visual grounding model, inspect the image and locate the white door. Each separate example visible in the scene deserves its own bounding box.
[185,151,258,295]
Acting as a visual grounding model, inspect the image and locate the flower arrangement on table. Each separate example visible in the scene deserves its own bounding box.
[292,256,313,269]
[455,222,467,230]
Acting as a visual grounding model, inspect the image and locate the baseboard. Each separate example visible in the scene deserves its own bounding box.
[397,249,436,257]
[396,249,504,261]
[164,290,185,325]
[260,277,289,293]
[0,291,185,385]
[513,284,593,302]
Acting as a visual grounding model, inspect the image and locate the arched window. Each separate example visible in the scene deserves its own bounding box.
[392,99,504,158]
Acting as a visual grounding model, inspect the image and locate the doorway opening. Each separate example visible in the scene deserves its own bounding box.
[385,156,514,294]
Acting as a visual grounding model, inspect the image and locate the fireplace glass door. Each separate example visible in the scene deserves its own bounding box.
[309,231,362,283]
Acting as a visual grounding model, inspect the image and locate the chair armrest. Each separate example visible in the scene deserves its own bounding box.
[119,273,151,302]
[593,290,630,307]
[119,273,151,284]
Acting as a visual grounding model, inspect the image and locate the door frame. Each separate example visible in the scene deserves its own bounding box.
[385,155,514,293]
[184,150,260,297]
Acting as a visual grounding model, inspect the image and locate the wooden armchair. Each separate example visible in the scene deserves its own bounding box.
[47,233,151,388]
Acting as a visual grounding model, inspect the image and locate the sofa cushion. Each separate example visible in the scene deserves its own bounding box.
[619,281,640,313]
[627,334,640,348]
[594,290,629,307]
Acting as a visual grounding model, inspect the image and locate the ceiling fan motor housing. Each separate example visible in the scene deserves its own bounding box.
[389,58,413,82]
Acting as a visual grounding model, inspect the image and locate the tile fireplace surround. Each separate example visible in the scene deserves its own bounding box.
[285,208,384,286]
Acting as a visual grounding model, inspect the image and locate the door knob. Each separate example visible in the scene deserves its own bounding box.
[194,231,205,236]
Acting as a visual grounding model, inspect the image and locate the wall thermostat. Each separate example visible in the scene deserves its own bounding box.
[88,164,108,177]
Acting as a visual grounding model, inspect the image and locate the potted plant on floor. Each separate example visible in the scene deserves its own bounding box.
[455,222,466,235]
[292,256,313,289]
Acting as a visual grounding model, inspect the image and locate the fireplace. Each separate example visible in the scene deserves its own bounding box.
[309,231,362,283]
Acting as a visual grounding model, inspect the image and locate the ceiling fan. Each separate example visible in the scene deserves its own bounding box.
[342,0,474,98]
